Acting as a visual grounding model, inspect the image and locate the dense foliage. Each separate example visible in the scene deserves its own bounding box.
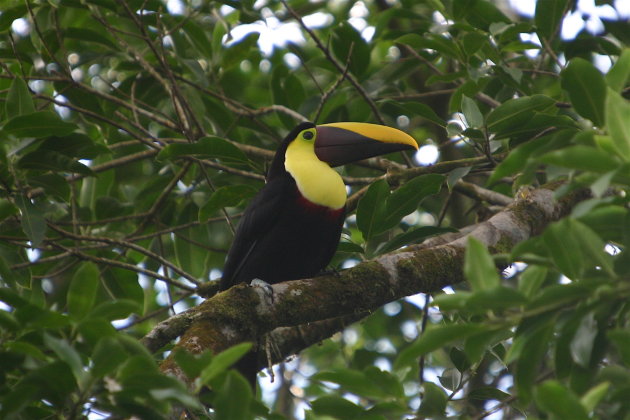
[1,0,629,418]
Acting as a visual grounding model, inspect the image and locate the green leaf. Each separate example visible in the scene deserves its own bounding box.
[542,218,585,280]
[213,371,254,420]
[39,133,108,159]
[0,5,27,32]
[364,366,405,399]
[438,367,461,391]
[27,174,71,201]
[535,0,569,40]
[6,340,48,360]
[539,145,621,172]
[380,226,457,254]
[0,310,20,332]
[199,342,252,385]
[570,312,598,368]
[461,96,483,128]
[312,368,391,399]
[382,174,444,230]
[157,136,249,166]
[464,237,500,291]
[447,166,472,191]
[605,88,630,161]
[468,386,511,401]
[223,32,259,69]
[68,262,100,319]
[65,27,116,49]
[514,320,554,402]
[396,33,462,60]
[489,129,576,184]
[311,395,364,419]
[336,240,365,254]
[6,77,35,119]
[0,199,19,222]
[381,100,446,127]
[356,179,390,240]
[605,48,630,92]
[173,349,215,379]
[561,58,607,126]
[182,20,213,57]
[518,265,548,298]
[608,329,630,366]
[89,299,141,321]
[466,286,527,312]
[174,203,211,279]
[572,218,615,276]
[199,185,257,221]
[14,195,46,247]
[525,282,596,315]
[44,334,87,387]
[534,380,590,420]
[92,336,128,377]
[453,0,510,31]
[449,346,471,372]
[544,218,614,278]
[486,95,555,136]
[396,323,487,368]
[417,382,448,417]
[3,111,78,138]
[580,381,610,413]
[431,291,472,311]
[18,150,95,176]
[331,21,371,78]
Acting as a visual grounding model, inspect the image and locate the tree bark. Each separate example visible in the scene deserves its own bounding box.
[153,183,590,385]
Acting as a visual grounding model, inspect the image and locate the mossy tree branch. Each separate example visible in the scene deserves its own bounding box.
[154,183,590,384]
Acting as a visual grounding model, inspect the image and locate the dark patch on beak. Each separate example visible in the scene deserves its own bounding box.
[315,124,418,167]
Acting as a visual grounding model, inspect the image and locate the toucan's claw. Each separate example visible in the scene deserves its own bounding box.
[250,278,275,304]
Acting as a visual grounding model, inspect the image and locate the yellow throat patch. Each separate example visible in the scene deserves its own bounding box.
[284,128,346,210]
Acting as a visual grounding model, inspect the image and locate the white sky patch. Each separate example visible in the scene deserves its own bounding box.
[283,52,301,69]
[509,0,536,17]
[342,259,359,269]
[166,0,185,15]
[396,115,410,128]
[560,275,572,284]
[374,357,392,371]
[383,301,401,316]
[401,320,418,340]
[415,144,439,166]
[210,268,222,280]
[594,54,613,73]
[343,328,359,345]
[605,244,621,255]
[616,0,630,17]
[27,247,41,262]
[11,18,30,37]
[225,9,335,56]
[520,32,541,58]
[302,12,333,28]
[405,292,428,309]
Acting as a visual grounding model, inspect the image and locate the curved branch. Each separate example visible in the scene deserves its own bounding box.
[155,183,590,383]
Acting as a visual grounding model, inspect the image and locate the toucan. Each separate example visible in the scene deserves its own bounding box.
[218,121,418,386]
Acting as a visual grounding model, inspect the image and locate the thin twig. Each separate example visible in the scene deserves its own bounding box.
[282,0,385,124]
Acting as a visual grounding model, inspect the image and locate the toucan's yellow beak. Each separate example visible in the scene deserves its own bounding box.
[314,122,418,167]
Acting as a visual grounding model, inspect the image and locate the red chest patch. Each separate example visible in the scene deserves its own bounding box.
[295,193,345,221]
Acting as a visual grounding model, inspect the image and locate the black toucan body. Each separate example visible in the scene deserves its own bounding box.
[218,121,418,385]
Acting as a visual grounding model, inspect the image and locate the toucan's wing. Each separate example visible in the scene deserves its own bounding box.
[219,175,292,290]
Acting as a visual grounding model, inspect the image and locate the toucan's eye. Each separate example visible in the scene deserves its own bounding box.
[302,130,314,140]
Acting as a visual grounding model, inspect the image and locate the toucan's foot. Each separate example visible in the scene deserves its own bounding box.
[250,278,274,304]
